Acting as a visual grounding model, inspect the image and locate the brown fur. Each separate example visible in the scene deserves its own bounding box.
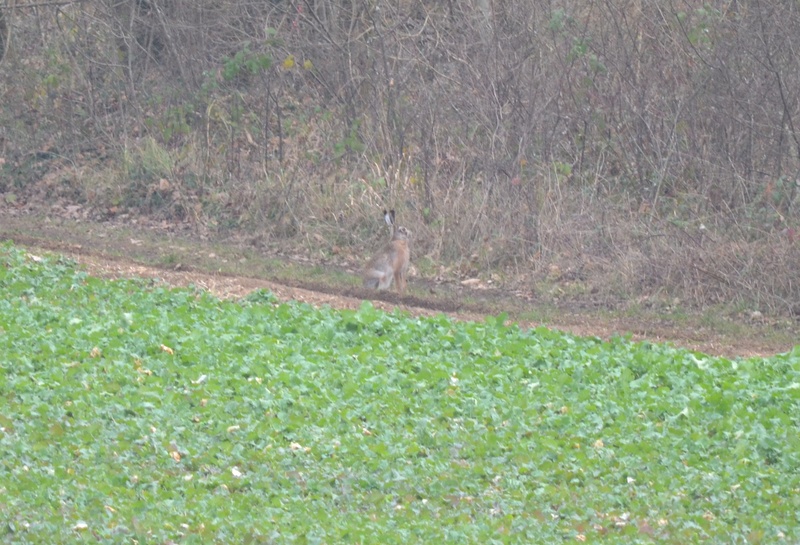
[363,211,411,293]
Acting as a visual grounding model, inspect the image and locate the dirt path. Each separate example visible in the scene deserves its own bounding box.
[22,244,791,360]
[2,211,796,359]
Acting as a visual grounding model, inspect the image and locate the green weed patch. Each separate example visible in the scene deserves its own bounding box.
[1,243,798,543]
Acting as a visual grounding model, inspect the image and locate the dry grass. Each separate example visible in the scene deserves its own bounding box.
[2,0,800,317]
[7,133,799,317]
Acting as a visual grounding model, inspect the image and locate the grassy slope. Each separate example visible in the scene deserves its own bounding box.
[1,244,799,543]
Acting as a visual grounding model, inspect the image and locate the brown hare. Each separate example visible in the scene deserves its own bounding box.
[363,209,411,294]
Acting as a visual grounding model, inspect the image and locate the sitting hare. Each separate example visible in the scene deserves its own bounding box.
[363,209,411,293]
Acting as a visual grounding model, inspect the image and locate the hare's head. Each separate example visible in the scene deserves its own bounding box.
[393,225,411,240]
[384,209,411,241]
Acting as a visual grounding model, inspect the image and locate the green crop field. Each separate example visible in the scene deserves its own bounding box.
[1,243,798,543]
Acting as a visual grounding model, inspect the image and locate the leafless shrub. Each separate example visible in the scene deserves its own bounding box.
[2,0,800,311]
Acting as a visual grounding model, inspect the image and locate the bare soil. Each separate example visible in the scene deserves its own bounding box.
[1,205,797,359]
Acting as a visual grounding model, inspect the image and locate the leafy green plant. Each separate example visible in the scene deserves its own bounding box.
[0,243,798,543]
[552,160,573,181]
[221,42,273,82]
[334,119,366,160]
[144,103,193,144]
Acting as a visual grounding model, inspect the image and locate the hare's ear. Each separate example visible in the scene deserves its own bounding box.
[384,209,394,226]
[389,209,396,224]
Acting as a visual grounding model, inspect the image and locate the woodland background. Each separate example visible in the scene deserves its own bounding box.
[1,0,799,314]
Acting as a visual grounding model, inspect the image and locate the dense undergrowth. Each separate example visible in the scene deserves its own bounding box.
[1,243,799,543]
[2,2,800,314]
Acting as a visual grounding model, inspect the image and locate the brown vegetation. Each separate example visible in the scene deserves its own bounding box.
[1,0,799,314]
